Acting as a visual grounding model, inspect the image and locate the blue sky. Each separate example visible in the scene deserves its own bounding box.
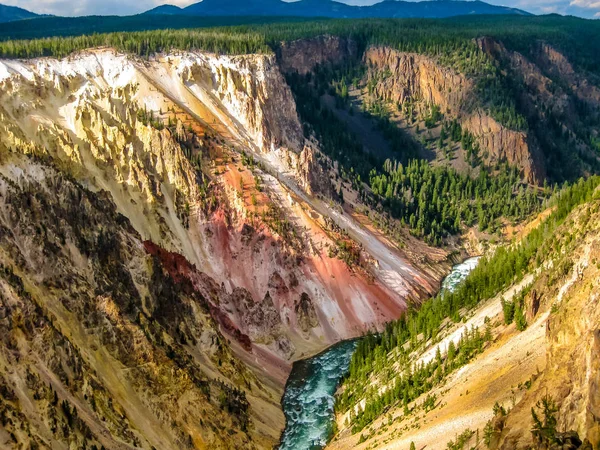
[4,0,600,18]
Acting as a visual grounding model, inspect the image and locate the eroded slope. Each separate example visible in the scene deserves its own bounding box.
[0,48,448,447]
[328,185,600,450]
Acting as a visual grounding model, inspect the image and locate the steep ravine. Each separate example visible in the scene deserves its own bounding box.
[0,47,449,448]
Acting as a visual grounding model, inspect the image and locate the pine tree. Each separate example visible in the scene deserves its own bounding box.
[515,304,527,331]
[501,297,515,325]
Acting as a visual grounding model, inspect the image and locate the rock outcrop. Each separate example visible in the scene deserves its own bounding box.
[476,37,600,182]
[365,47,469,116]
[462,111,544,183]
[534,42,600,108]
[0,156,272,449]
[179,52,305,154]
[0,47,446,448]
[277,35,359,75]
[295,292,320,333]
[327,193,600,450]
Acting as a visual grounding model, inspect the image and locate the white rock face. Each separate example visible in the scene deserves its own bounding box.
[0,47,440,377]
[0,49,306,256]
[0,48,303,169]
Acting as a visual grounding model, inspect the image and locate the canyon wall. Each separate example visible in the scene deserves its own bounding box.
[476,37,600,182]
[277,35,359,75]
[0,48,445,448]
[364,46,546,184]
[495,201,600,449]
[0,156,273,449]
[327,196,600,450]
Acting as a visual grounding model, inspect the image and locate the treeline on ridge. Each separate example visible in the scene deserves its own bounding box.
[1,16,599,79]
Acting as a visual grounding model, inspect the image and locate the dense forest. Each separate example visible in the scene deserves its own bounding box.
[0,27,271,59]
[0,15,312,42]
[336,174,600,432]
[369,161,540,243]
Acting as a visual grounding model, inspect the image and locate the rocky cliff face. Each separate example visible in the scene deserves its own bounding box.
[365,47,469,116]
[327,197,600,450]
[0,155,271,449]
[476,37,600,182]
[0,48,445,447]
[364,46,546,183]
[277,35,358,75]
[495,201,600,449]
[535,42,600,108]
[177,52,304,154]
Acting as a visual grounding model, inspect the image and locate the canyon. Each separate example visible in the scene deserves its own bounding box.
[0,45,450,449]
[0,26,599,450]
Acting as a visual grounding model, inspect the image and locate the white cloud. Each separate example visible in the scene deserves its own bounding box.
[569,0,600,8]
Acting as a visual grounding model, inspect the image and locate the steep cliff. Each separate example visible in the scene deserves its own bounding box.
[0,155,273,449]
[534,42,600,108]
[277,35,359,75]
[0,48,447,447]
[327,188,600,450]
[364,46,546,183]
[495,200,600,449]
[476,37,600,182]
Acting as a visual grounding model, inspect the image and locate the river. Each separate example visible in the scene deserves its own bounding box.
[441,256,481,293]
[278,256,480,449]
[278,340,357,450]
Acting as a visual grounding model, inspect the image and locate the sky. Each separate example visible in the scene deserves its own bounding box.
[3,0,600,19]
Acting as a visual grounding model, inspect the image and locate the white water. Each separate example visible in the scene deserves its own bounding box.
[279,340,357,450]
[278,257,480,449]
[441,256,481,293]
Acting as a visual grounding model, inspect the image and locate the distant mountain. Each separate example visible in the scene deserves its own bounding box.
[144,0,531,18]
[366,0,531,18]
[144,4,185,15]
[0,3,40,23]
